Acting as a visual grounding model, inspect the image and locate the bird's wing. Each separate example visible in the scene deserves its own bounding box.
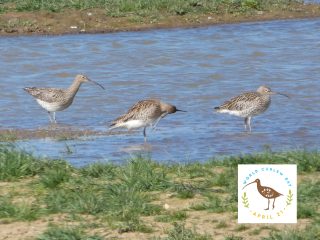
[217,92,260,111]
[111,99,161,126]
[24,87,65,103]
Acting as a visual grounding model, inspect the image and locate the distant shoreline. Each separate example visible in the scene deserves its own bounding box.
[0,3,319,36]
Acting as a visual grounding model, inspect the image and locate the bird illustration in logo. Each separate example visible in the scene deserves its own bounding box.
[243,179,283,210]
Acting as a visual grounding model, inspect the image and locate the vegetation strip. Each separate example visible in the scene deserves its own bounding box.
[0,1,320,35]
[0,145,319,239]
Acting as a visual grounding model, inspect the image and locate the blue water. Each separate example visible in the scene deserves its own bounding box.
[1,18,320,166]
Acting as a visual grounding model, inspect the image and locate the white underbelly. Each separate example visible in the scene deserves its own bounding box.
[36,99,71,112]
[218,108,266,118]
[123,120,149,130]
[219,109,244,117]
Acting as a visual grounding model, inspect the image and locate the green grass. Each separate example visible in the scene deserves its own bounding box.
[0,133,18,142]
[190,192,231,213]
[0,144,71,181]
[262,218,320,240]
[157,222,212,240]
[297,180,320,219]
[208,150,320,173]
[0,196,41,221]
[0,0,305,16]
[42,158,165,231]
[235,224,249,232]
[155,211,187,223]
[216,220,228,229]
[39,165,72,188]
[0,145,319,238]
[37,225,104,240]
[224,236,243,240]
[79,161,117,179]
[0,144,43,180]
[171,182,197,199]
[119,157,171,191]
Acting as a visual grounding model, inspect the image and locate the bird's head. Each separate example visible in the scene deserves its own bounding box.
[257,85,289,98]
[76,74,105,90]
[242,178,260,190]
[165,104,187,114]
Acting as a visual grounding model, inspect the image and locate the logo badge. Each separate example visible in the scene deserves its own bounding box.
[238,164,297,223]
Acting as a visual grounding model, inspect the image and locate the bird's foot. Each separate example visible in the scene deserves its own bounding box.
[49,123,58,130]
[264,208,269,210]
[142,142,152,151]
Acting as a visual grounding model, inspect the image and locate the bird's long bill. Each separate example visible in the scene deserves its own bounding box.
[273,92,290,98]
[88,79,105,90]
[242,181,255,190]
[176,109,187,112]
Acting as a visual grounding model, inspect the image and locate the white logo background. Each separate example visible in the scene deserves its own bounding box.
[238,164,297,223]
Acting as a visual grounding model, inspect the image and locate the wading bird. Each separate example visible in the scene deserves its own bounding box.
[24,74,105,123]
[214,86,289,131]
[109,99,186,142]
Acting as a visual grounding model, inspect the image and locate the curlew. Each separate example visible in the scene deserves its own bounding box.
[214,86,289,132]
[243,178,283,210]
[24,74,105,123]
[109,99,186,142]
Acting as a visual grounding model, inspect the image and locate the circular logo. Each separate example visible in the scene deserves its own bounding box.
[238,164,296,223]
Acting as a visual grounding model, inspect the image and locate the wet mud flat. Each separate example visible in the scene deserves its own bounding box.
[0,126,127,141]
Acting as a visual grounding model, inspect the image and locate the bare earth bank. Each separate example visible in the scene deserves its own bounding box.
[0,4,320,36]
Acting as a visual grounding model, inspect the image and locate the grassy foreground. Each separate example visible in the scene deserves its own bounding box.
[0,0,319,35]
[0,144,319,239]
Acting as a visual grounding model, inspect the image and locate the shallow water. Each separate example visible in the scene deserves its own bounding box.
[1,18,320,166]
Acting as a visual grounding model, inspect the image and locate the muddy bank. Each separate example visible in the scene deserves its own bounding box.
[0,4,320,36]
[0,127,127,141]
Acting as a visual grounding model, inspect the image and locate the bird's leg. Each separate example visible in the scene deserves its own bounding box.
[47,111,53,123]
[244,117,248,131]
[143,127,147,143]
[265,199,270,210]
[272,198,276,209]
[152,116,162,132]
[52,112,57,124]
[244,117,252,132]
[248,117,252,132]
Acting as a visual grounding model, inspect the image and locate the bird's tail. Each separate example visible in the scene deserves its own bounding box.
[109,123,117,131]
[108,122,123,131]
[214,106,221,111]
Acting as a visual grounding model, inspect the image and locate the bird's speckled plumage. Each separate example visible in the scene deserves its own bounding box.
[215,90,271,117]
[110,99,184,142]
[215,86,288,132]
[24,74,104,123]
[24,87,70,104]
[111,99,164,125]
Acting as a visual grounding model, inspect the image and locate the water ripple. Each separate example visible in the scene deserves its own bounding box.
[1,18,320,165]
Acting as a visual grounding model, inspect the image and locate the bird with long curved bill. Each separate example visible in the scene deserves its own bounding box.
[214,85,289,132]
[24,74,105,123]
[243,178,283,210]
[109,99,186,142]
